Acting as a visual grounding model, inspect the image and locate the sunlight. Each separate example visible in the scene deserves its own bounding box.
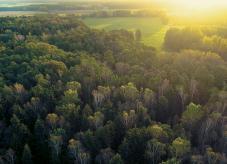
[151,0,227,23]
[152,0,227,11]
[175,0,227,10]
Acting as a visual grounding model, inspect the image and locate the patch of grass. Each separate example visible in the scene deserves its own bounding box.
[83,17,169,49]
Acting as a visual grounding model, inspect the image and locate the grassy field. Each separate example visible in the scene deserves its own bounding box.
[83,17,170,49]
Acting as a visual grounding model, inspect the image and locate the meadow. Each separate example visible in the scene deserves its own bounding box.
[83,17,169,49]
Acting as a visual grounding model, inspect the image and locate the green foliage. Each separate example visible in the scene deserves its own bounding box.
[164,27,227,60]
[145,139,166,164]
[172,137,191,157]
[0,15,226,164]
[182,103,204,127]
[120,128,152,164]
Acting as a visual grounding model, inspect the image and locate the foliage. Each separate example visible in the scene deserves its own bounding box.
[0,15,226,164]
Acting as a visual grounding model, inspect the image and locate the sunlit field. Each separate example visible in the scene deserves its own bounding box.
[83,17,169,48]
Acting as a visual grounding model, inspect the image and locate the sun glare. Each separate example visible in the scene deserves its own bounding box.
[151,0,227,22]
[153,0,227,11]
[176,0,227,10]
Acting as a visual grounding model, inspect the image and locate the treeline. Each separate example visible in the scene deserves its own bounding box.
[0,4,169,23]
[0,15,226,164]
[0,1,158,12]
[0,3,100,12]
[164,27,227,60]
[90,9,167,18]
[88,9,168,23]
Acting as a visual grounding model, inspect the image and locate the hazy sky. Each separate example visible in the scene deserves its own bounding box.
[152,0,227,7]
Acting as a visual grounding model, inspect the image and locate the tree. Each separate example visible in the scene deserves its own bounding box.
[88,112,104,130]
[189,79,198,102]
[62,89,80,104]
[96,121,115,148]
[66,81,81,91]
[205,147,224,164]
[0,44,5,52]
[172,137,190,158]
[156,96,169,122]
[120,128,152,164]
[82,104,93,117]
[121,110,136,129]
[34,118,48,162]
[145,139,166,164]
[13,83,27,104]
[43,60,67,81]
[4,149,15,164]
[181,103,204,131]
[68,139,90,164]
[95,148,114,164]
[159,79,170,97]
[49,134,63,164]
[147,124,169,143]
[143,88,155,109]
[164,27,202,51]
[10,115,30,152]
[176,86,187,112]
[46,113,59,129]
[135,29,142,42]
[22,144,33,164]
[120,83,139,102]
[92,86,111,108]
[110,154,124,164]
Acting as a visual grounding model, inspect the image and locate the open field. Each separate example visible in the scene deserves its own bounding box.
[83,17,170,49]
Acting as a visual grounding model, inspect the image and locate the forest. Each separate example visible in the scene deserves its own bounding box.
[0,13,226,164]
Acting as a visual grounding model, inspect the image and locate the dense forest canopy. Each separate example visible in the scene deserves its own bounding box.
[0,12,226,164]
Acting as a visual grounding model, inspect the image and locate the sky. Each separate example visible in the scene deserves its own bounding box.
[152,0,227,9]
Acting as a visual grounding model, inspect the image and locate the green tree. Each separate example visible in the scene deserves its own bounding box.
[181,103,204,137]
[120,83,139,102]
[120,128,152,164]
[49,134,63,164]
[68,139,90,164]
[145,139,166,164]
[10,115,30,152]
[172,137,190,158]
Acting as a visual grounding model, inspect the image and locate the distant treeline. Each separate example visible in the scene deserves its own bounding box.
[0,1,156,12]
[0,4,169,23]
[0,4,91,12]
[88,9,168,23]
